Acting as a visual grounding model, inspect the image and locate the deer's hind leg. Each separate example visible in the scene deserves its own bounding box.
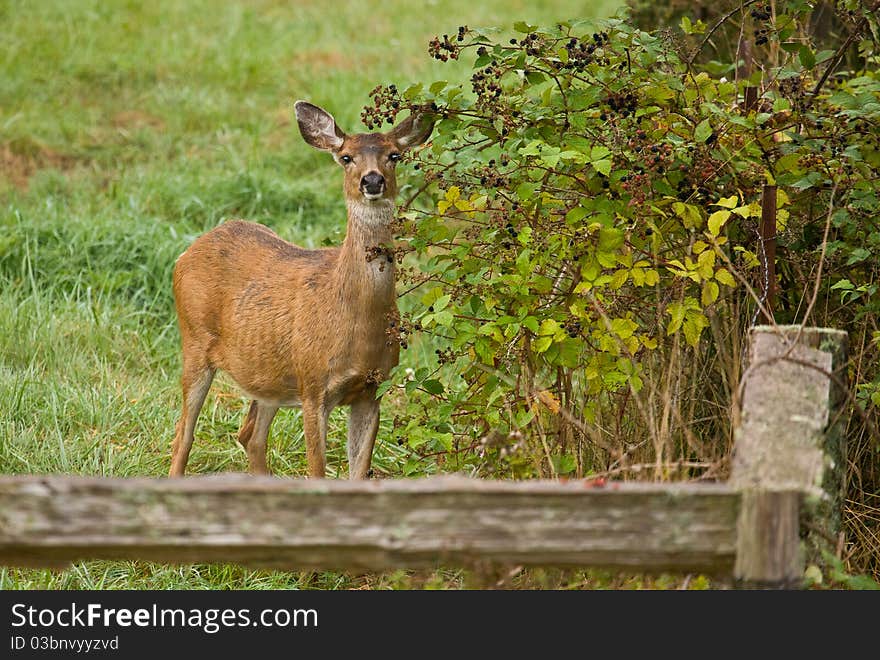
[242,401,279,475]
[169,359,215,477]
[238,400,259,449]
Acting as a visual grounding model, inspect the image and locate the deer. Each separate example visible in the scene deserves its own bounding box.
[169,100,434,479]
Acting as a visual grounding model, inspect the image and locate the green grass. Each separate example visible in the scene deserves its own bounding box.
[0,0,625,589]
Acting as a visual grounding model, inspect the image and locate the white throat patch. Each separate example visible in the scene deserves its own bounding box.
[347,200,395,227]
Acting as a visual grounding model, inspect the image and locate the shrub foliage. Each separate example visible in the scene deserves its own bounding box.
[366,2,880,577]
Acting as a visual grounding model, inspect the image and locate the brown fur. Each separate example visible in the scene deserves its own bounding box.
[169,102,433,478]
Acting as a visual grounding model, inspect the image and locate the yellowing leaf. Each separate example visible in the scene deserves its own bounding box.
[682,311,709,347]
[707,210,731,237]
[733,246,760,268]
[610,269,629,289]
[445,186,461,201]
[701,280,719,306]
[733,202,761,218]
[715,268,736,287]
[692,240,708,254]
[672,202,702,229]
[714,195,739,209]
[777,208,789,232]
[610,317,638,339]
[697,248,716,270]
[538,319,560,336]
[666,302,686,335]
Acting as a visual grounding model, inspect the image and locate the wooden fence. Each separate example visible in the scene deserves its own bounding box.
[0,326,849,588]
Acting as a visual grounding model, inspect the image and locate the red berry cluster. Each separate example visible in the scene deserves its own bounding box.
[629,130,673,175]
[561,32,609,71]
[471,63,504,105]
[511,31,546,57]
[603,91,639,119]
[675,148,723,202]
[750,3,771,20]
[385,311,413,350]
[471,159,509,188]
[779,75,808,111]
[361,84,401,130]
[434,347,456,365]
[428,28,465,62]
[563,318,582,338]
[750,3,773,45]
[620,171,651,206]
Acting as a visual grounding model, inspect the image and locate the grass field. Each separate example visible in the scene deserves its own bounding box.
[0,0,648,589]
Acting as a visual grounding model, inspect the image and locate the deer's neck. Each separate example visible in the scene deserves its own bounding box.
[336,200,397,305]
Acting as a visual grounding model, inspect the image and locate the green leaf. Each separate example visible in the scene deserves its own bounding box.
[433,294,451,312]
[422,379,445,395]
[592,159,612,176]
[522,316,540,333]
[403,83,423,100]
[534,335,554,353]
[550,454,577,475]
[513,21,536,33]
[680,15,693,34]
[434,310,454,327]
[516,181,536,201]
[694,119,713,143]
[590,146,611,161]
[846,248,871,265]
[566,206,588,224]
[798,45,815,69]
[598,226,624,251]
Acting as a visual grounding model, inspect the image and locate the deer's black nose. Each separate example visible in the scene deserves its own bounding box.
[361,172,385,196]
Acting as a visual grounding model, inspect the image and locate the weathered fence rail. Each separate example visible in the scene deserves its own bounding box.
[0,476,740,574]
[0,326,849,588]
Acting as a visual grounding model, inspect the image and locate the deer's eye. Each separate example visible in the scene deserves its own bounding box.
[340,154,353,164]
[389,153,401,162]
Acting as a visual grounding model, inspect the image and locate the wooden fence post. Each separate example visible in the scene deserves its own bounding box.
[731,325,849,588]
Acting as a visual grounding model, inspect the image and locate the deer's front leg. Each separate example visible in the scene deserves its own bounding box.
[302,400,328,478]
[245,402,279,475]
[347,398,379,480]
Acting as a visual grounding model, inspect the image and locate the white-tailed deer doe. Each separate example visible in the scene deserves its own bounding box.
[169,101,434,479]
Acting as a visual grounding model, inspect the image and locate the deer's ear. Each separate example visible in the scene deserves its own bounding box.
[295,101,346,151]
[388,108,435,150]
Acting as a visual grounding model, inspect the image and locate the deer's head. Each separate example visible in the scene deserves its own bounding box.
[295,100,434,205]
